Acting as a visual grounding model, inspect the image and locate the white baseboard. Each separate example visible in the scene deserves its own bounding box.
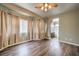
[0,40,31,51]
[59,40,79,46]
[0,39,42,52]
[1,39,78,52]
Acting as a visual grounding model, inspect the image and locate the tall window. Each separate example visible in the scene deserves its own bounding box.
[20,19,28,38]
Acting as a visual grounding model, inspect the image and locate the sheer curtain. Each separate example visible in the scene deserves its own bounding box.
[10,15,20,44]
[0,10,20,49]
[28,18,46,40]
[1,11,8,47]
[0,10,2,49]
[28,19,33,40]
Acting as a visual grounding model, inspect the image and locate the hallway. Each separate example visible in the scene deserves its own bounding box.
[0,38,79,56]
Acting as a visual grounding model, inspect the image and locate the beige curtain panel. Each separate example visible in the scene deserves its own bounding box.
[28,18,46,40]
[0,10,20,49]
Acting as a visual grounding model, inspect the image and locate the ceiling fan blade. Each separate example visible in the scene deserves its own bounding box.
[35,6,41,8]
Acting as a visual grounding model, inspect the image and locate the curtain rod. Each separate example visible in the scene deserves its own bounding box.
[0,4,43,20]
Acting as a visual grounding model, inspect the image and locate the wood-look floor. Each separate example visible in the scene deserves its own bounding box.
[0,38,79,56]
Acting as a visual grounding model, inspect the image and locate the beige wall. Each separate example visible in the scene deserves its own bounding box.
[59,9,79,45]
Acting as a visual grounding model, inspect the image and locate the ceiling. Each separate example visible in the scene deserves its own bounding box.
[13,3,79,17]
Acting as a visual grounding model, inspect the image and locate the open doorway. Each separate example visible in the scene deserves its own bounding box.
[51,17,59,39]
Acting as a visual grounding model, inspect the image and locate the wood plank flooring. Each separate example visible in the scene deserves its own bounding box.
[0,38,79,56]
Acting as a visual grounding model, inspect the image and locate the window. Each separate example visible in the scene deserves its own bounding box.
[20,19,28,36]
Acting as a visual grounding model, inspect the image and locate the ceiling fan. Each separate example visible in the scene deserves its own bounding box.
[35,3,58,12]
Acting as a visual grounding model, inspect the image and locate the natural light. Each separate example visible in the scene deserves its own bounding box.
[51,17,59,38]
[20,19,28,34]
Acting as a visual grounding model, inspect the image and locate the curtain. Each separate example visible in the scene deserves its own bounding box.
[1,11,8,47]
[15,16,20,43]
[0,10,20,49]
[0,10,2,49]
[28,19,33,40]
[10,15,20,45]
[39,19,45,39]
[28,18,46,40]
[32,19,39,40]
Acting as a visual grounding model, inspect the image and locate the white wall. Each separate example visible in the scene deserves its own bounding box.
[59,9,79,45]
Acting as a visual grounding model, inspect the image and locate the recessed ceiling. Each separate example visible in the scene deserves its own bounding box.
[15,3,79,17]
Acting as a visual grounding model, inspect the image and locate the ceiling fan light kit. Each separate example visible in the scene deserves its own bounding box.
[35,3,58,12]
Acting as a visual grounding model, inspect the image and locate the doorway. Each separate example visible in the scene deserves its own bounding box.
[51,17,59,38]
